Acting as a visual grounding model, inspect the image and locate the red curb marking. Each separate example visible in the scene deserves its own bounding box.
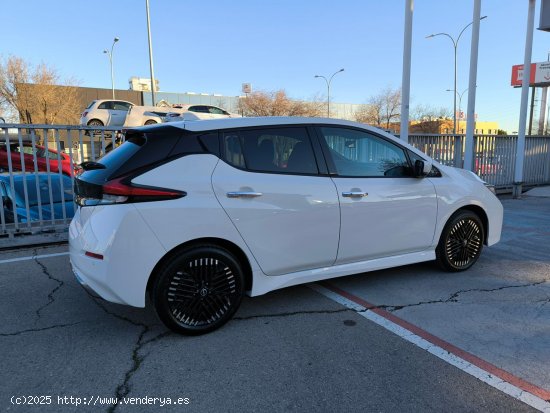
[322,282,550,402]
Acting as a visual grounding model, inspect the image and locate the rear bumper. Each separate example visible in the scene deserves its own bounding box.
[69,204,167,307]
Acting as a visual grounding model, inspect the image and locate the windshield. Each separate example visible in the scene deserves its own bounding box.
[12,175,73,207]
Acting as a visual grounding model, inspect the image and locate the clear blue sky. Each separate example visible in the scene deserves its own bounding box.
[2,0,550,132]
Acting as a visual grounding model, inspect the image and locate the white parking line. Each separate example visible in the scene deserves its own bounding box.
[0,252,69,265]
[310,283,550,413]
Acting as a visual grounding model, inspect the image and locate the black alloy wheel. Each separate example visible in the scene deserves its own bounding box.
[152,245,245,335]
[144,120,157,125]
[436,210,484,272]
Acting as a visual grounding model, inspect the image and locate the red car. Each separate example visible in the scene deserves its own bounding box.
[0,142,75,177]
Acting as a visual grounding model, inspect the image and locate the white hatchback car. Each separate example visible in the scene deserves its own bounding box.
[163,104,241,122]
[70,117,503,335]
[80,100,161,128]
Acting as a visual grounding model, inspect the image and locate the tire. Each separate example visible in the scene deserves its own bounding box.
[436,210,485,272]
[87,119,104,135]
[144,120,157,125]
[152,245,245,335]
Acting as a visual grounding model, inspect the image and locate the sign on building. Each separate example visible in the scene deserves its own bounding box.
[510,62,550,87]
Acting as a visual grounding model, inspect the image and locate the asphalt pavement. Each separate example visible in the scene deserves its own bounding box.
[1,191,549,413]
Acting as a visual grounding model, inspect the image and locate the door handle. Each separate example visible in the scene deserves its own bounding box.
[342,191,368,198]
[226,191,263,198]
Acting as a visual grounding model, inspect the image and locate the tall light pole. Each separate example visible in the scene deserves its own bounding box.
[426,16,486,135]
[103,37,119,99]
[146,0,157,106]
[314,68,344,118]
[446,87,468,132]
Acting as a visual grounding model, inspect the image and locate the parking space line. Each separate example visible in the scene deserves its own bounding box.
[0,252,69,265]
[311,282,550,413]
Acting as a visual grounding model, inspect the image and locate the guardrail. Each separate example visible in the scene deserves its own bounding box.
[1,124,550,248]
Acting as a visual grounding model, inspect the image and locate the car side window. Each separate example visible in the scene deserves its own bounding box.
[208,106,225,115]
[98,102,113,110]
[319,127,409,177]
[20,146,35,155]
[189,106,208,113]
[222,128,318,175]
[113,101,132,111]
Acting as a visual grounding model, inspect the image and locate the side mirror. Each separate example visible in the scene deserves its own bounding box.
[414,159,432,178]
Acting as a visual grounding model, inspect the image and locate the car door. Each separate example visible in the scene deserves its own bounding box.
[212,126,340,276]
[110,101,132,126]
[316,126,437,264]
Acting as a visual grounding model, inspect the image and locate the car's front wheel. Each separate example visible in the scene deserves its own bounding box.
[144,119,157,125]
[436,210,484,272]
[152,245,245,335]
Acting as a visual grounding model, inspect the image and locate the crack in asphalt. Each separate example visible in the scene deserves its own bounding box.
[34,256,64,320]
[0,322,82,337]
[380,280,548,312]
[81,289,170,413]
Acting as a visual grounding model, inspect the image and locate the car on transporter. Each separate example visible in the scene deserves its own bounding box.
[69,117,503,335]
[80,100,162,129]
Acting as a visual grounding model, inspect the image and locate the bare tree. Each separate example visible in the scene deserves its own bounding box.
[0,55,80,124]
[410,104,452,133]
[355,87,401,129]
[239,90,324,117]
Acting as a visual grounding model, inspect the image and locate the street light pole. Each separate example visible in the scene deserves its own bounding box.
[314,68,344,118]
[446,87,468,132]
[426,16,486,135]
[103,37,119,99]
[146,0,157,106]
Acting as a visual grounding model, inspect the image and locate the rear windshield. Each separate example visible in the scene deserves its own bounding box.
[77,127,184,184]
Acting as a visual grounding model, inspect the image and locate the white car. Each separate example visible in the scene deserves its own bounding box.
[70,117,503,335]
[80,100,161,128]
[163,104,241,122]
[123,106,164,127]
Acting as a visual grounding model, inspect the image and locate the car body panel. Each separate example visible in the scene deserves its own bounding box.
[331,176,438,263]
[70,203,166,307]
[430,165,503,247]
[212,160,340,276]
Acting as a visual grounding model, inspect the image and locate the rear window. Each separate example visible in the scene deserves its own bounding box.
[76,126,213,186]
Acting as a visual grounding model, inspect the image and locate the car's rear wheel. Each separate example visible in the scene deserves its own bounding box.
[144,119,157,125]
[152,245,245,335]
[87,119,104,135]
[436,210,484,272]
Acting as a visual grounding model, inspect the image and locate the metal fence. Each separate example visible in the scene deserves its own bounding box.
[408,134,550,190]
[1,124,550,248]
[0,124,122,247]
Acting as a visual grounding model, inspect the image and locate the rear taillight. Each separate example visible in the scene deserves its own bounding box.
[81,111,88,118]
[75,176,185,206]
